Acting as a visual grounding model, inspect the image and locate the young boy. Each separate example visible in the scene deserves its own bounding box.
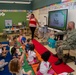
[0,42,8,57]
[25,38,33,53]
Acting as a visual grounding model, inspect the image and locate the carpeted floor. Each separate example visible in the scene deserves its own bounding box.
[32,39,74,74]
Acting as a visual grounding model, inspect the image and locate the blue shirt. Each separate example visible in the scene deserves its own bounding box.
[21,37,26,44]
[25,44,30,51]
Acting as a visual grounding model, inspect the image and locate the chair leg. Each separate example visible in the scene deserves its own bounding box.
[64,53,75,63]
[64,53,70,63]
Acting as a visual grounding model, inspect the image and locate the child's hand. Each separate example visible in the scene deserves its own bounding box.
[22,50,25,54]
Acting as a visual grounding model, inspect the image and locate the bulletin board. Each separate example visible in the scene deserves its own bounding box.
[0,11,27,32]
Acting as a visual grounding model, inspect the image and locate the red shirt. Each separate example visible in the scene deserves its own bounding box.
[29,18,37,27]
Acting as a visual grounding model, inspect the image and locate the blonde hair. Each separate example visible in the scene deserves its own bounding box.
[9,58,21,73]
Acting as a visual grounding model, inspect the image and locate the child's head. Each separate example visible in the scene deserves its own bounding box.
[30,44,35,51]
[11,47,16,56]
[41,51,51,62]
[22,33,25,37]
[19,29,23,35]
[2,46,6,50]
[16,35,19,38]
[27,38,32,44]
[13,36,17,42]
[9,58,20,73]
[9,35,13,39]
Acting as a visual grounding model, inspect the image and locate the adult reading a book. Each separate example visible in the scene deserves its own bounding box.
[54,21,76,65]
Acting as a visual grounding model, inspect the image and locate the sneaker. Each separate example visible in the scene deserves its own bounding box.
[55,59,63,65]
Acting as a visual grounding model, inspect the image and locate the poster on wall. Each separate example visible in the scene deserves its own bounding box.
[5,20,12,27]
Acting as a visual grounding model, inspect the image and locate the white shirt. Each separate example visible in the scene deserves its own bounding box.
[27,51,36,62]
[40,61,51,75]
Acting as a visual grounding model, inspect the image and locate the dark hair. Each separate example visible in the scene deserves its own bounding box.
[31,14,35,17]
[2,46,6,50]
[30,44,35,51]
[11,47,16,56]
[41,51,51,61]
[0,42,2,44]
[27,38,31,42]
[16,35,19,38]
[13,36,17,40]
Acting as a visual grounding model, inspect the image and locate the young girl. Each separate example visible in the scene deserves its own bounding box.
[9,51,32,75]
[0,42,8,57]
[27,44,39,65]
[21,34,26,45]
[37,51,54,75]
[11,44,21,59]
[11,46,18,58]
[25,39,31,53]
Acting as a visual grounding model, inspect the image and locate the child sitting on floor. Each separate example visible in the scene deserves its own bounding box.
[7,35,13,45]
[0,59,8,71]
[37,51,54,75]
[27,44,39,65]
[11,46,18,58]
[21,34,26,45]
[11,44,21,58]
[11,45,24,66]
[2,46,8,58]
[0,42,8,57]
[25,38,33,53]
[9,51,32,75]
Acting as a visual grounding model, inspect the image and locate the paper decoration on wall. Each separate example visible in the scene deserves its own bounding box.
[0,10,26,12]
[62,0,72,2]
[73,2,76,8]
[62,0,76,2]
[5,20,12,27]
[0,12,5,16]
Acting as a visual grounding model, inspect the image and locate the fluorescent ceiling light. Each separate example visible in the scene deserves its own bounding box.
[0,1,31,4]
[0,1,14,3]
[15,2,31,4]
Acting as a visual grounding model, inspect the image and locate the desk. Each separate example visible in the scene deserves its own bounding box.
[3,28,19,34]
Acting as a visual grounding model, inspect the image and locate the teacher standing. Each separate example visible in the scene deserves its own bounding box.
[29,14,39,40]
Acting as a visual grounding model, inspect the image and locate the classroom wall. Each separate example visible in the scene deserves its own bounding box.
[33,10,39,20]
[33,1,76,29]
[0,11,27,32]
[32,0,61,10]
[0,3,32,10]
